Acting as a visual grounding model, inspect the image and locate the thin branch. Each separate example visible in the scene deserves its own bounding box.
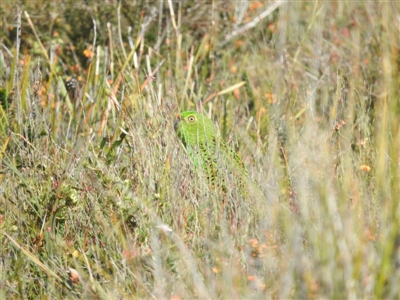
[224,0,287,44]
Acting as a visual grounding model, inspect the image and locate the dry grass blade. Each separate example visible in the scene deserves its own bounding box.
[0,1,399,299]
[2,231,64,284]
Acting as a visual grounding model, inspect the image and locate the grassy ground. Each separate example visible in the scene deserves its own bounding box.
[1,0,399,298]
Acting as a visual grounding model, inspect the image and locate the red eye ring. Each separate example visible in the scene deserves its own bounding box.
[188,116,196,122]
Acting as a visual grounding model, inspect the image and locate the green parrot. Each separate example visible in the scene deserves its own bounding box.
[174,111,246,192]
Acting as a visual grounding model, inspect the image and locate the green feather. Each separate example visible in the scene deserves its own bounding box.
[174,111,246,191]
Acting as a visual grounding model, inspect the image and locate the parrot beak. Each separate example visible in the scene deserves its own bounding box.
[173,114,181,132]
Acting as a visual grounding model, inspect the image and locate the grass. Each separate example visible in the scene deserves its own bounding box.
[0,0,399,298]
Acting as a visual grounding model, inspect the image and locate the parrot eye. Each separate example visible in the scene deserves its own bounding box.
[188,116,196,122]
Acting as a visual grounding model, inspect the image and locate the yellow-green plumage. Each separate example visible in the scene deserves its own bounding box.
[174,111,246,191]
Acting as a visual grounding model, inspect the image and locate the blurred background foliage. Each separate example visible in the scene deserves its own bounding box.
[0,0,399,299]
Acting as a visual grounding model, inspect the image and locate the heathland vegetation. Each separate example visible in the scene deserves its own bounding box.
[0,1,399,298]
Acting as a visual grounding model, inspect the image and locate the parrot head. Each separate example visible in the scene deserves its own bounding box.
[174,111,216,147]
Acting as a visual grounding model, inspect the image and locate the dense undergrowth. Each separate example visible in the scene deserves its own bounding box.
[1,1,399,298]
